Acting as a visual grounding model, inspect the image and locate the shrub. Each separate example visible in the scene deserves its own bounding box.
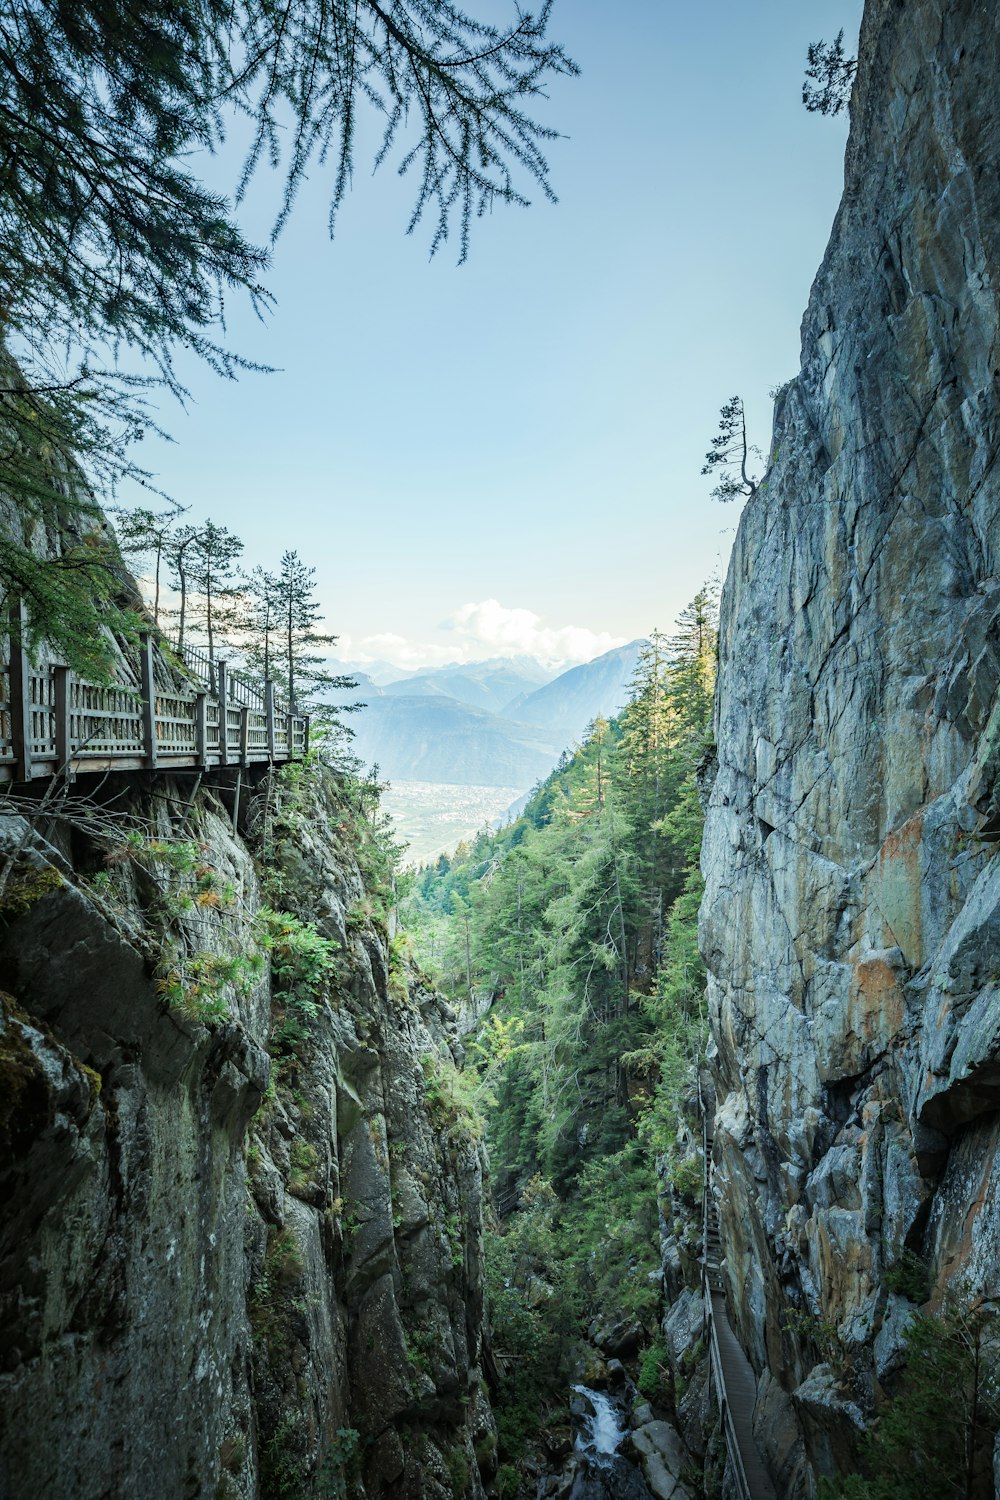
[667,1152,702,1206]
[257,907,338,1001]
[421,1053,484,1142]
[496,1464,521,1500]
[638,1338,670,1403]
[443,1446,471,1495]
[883,1250,930,1304]
[288,1138,320,1197]
[156,949,264,1021]
[316,1428,360,1500]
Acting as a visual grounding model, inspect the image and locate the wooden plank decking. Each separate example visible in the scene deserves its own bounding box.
[0,620,308,785]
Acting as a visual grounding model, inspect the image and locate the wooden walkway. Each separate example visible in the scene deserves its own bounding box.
[0,610,308,785]
[700,1081,778,1500]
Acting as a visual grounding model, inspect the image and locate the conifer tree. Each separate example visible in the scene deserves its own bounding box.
[271,550,357,716]
[113,503,189,628]
[242,566,281,684]
[803,32,857,116]
[184,521,245,664]
[702,395,761,503]
[166,524,205,653]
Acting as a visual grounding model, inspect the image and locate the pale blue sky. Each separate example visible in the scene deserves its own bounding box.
[126,0,863,669]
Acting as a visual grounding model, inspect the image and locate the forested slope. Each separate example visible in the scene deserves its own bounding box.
[405,589,724,1490]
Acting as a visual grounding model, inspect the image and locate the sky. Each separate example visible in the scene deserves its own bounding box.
[123,0,864,672]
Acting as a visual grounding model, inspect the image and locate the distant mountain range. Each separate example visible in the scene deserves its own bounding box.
[379,656,553,715]
[339,641,643,787]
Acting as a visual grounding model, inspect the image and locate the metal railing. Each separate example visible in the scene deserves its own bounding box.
[1,607,309,784]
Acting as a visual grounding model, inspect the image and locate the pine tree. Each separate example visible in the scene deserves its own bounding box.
[702,396,761,503]
[166,525,205,653]
[271,551,357,716]
[665,584,718,756]
[184,521,244,664]
[112,503,189,628]
[803,32,857,116]
[242,566,281,683]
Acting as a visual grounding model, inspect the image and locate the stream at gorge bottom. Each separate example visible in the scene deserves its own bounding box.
[535,1386,654,1500]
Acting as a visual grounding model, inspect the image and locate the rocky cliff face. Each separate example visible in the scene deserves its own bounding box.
[701,0,1000,1491]
[0,760,494,1498]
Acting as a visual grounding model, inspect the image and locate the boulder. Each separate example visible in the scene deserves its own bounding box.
[629,1419,692,1500]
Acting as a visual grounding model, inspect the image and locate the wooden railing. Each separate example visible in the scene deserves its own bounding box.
[0,611,308,784]
[698,1078,777,1500]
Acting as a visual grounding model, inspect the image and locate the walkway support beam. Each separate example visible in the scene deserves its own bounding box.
[140,632,158,769]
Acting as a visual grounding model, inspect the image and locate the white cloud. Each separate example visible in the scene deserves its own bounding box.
[446,599,624,667]
[348,602,625,672]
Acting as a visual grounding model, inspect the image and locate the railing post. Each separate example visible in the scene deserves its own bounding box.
[264,680,276,760]
[239,704,250,768]
[304,715,310,756]
[217,659,229,766]
[286,712,295,761]
[139,631,158,769]
[53,664,72,775]
[194,691,208,767]
[8,599,32,783]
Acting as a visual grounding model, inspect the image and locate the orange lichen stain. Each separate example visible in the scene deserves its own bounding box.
[931,1119,1000,1303]
[849,955,905,1048]
[876,813,924,966]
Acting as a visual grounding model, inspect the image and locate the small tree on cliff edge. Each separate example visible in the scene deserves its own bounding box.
[185,521,245,664]
[702,396,761,504]
[272,551,358,718]
[243,566,281,684]
[803,31,857,116]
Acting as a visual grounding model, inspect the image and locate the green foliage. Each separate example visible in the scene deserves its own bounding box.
[2,511,146,682]
[249,1225,305,1363]
[104,834,238,916]
[484,1179,582,1462]
[387,933,413,1004]
[803,32,857,116]
[496,1465,521,1500]
[1,1,574,669]
[260,1411,309,1500]
[401,587,721,1464]
[782,1308,848,1375]
[821,1301,1000,1500]
[666,1151,702,1207]
[443,1447,471,1496]
[156,949,264,1022]
[883,1250,931,1305]
[316,1428,360,1500]
[638,1338,670,1403]
[421,1053,485,1143]
[257,908,338,1002]
[702,396,760,504]
[267,550,356,718]
[288,1138,320,1197]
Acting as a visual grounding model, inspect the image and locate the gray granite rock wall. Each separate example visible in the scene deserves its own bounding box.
[701,0,1000,1490]
[0,764,492,1498]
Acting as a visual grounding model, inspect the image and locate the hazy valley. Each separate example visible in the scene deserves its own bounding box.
[341,641,643,862]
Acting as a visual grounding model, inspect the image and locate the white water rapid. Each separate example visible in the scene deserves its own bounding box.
[571,1386,626,1458]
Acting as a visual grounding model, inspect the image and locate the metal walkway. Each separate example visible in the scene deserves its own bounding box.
[700,1082,778,1500]
[1,609,308,785]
